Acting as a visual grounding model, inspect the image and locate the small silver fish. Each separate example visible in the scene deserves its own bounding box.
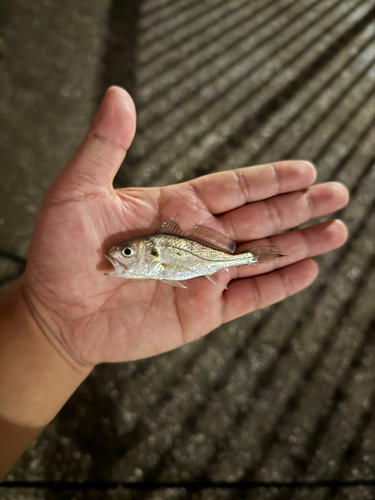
[105,219,282,288]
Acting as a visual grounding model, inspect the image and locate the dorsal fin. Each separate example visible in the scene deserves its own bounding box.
[158,219,236,253]
[186,225,236,253]
[158,218,185,237]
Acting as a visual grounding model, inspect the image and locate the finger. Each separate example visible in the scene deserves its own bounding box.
[222,259,318,323]
[57,86,136,197]
[229,219,347,281]
[220,182,349,241]
[188,160,316,214]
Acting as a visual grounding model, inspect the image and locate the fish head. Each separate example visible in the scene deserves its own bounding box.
[105,237,159,278]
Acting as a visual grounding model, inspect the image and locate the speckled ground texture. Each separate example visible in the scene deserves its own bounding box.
[0,0,374,499]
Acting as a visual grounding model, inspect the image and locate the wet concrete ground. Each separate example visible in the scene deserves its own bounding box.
[0,0,374,499]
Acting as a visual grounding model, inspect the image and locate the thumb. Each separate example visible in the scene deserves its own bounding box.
[55,86,136,198]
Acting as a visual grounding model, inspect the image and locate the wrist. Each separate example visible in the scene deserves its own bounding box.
[0,279,92,429]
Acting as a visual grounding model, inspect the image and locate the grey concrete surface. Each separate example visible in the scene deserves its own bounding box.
[1,485,375,500]
[0,0,374,498]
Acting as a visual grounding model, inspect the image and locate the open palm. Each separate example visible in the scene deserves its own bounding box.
[22,88,348,366]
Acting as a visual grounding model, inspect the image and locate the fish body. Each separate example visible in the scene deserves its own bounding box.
[105,219,281,288]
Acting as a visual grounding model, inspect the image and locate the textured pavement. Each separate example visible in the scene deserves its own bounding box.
[0,0,374,499]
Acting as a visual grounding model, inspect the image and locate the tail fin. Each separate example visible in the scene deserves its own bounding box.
[243,245,284,264]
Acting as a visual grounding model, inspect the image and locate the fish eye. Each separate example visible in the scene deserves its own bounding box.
[122,247,133,257]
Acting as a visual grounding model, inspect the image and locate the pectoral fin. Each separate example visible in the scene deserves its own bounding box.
[160,279,188,289]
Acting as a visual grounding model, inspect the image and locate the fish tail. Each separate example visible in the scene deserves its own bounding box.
[243,245,284,264]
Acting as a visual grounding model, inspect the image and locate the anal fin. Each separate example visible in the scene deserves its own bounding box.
[205,274,229,290]
[160,279,187,289]
[205,275,217,285]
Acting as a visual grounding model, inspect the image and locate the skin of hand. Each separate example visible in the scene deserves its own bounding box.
[21,86,349,366]
[0,86,349,476]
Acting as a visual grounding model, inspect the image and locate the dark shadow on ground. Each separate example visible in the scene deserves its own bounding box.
[48,0,143,482]
[98,0,141,190]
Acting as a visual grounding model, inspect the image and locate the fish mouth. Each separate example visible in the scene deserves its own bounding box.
[104,253,127,276]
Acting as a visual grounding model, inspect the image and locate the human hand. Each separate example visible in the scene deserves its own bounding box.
[21,87,349,367]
